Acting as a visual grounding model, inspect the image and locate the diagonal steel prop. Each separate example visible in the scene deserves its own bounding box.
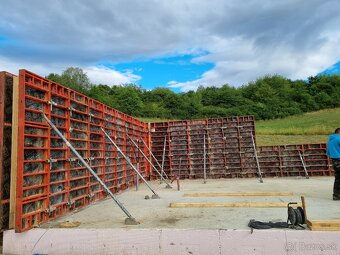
[298,151,309,179]
[126,134,172,189]
[203,134,207,184]
[101,128,160,199]
[160,136,167,183]
[140,138,171,181]
[42,114,138,225]
[250,132,263,183]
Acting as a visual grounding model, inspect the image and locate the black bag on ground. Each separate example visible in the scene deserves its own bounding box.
[248,219,288,229]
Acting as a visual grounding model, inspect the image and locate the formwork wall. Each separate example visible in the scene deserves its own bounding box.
[150,119,332,179]
[150,116,258,179]
[257,143,331,177]
[14,70,150,232]
[0,69,334,234]
[0,72,15,230]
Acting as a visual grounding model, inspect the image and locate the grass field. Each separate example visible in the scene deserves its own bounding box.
[255,134,329,146]
[138,117,168,123]
[256,108,339,145]
[138,108,340,146]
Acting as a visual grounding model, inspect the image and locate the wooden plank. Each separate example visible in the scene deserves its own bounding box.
[169,202,301,208]
[308,220,340,227]
[307,219,340,231]
[309,226,340,231]
[183,192,294,197]
[9,76,18,229]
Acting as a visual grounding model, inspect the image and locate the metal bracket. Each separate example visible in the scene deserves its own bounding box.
[68,106,75,117]
[89,113,94,122]
[48,100,58,111]
[67,198,76,207]
[45,206,56,214]
[46,158,58,170]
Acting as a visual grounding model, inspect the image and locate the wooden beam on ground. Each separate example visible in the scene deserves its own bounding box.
[169,202,301,208]
[307,220,340,231]
[9,76,18,229]
[309,226,340,231]
[308,220,340,227]
[183,192,294,197]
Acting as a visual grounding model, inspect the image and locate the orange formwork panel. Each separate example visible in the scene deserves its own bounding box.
[14,70,151,232]
[257,143,332,177]
[0,71,16,231]
[150,116,257,179]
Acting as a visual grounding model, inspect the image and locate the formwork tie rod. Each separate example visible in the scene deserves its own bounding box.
[140,138,171,181]
[126,134,172,189]
[42,114,138,225]
[101,128,160,199]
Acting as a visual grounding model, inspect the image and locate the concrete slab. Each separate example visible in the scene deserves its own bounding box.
[40,177,340,230]
[4,229,340,255]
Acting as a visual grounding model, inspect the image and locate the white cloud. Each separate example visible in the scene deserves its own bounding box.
[0,57,61,76]
[84,66,141,85]
[1,0,340,91]
[0,58,140,86]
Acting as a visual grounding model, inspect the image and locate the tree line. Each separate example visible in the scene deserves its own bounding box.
[47,67,340,120]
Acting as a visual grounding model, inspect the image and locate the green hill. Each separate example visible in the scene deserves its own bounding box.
[256,108,340,146]
[140,108,340,146]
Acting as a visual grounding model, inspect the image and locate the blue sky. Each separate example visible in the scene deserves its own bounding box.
[319,62,340,76]
[104,54,214,92]
[1,1,340,92]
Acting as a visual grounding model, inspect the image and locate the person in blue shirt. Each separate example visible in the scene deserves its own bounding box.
[327,128,340,200]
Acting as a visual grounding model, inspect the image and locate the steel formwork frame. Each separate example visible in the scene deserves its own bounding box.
[14,70,150,232]
[257,144,332,177]
[0,72,16,230]
[150,119,332,179]
[0,69,334,233]
[149,116,258,179]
